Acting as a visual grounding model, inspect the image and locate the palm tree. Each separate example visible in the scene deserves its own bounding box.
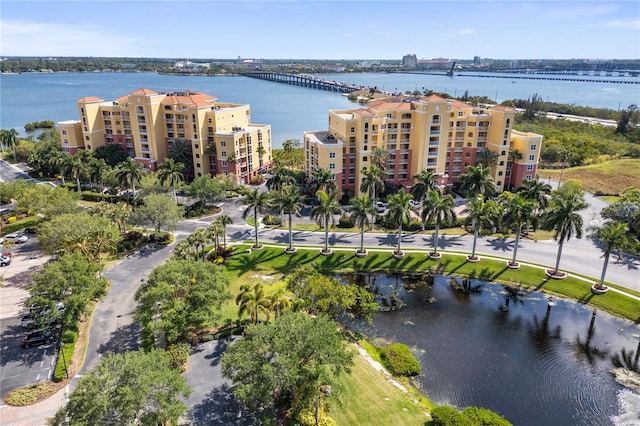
[462,195,496,261]
[174,239,197,261]
[518,176,552,212]
[241,188,270,249]
[371,147,389,171]
[157,158,185,202]
[591,222,632,290]
[236,283,270,324]
[89,227,118,271]
[311,167,337,194]
[557,149,572,186]
[349,194,375,255]
[168,138,193,174]
[187,227,210,261]
[500,192,538,267]
[206,221,224,256]
[476,149,499,169]
[310,190,342,254]
[88,158,109,196]
[542,189,588,276]
[115,158,143,203]
[459,164,497,199]
[422,191,456,258]
[410,170,438,203]
[360,164,385,229]
[266,166,294,192]
[214,214,233,252]
[256,144,266,169]
[271,185,303,252]
[65,155,87,193]
[266,289,291,321]
[1,129,19,162]
[0,129,6,156]
[386,191,414,256]
[48,152,70,185]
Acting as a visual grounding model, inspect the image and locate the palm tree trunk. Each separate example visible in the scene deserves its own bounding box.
[12,147,17,163]
[288,212,293,250]
[324,217,329,252]
[360,224,365,253]
[512,227,521,265]
[253,208,260,248]
[76,176,81,193]
[471,218,478,258]
[172,183,177,203]
[433,223,440,255]
[598,251,610,289]
[397,225,402,254]
[554,240,564,274]
[223,228,227,251]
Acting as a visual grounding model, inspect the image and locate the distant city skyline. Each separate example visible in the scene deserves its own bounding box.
[1,1,639,60]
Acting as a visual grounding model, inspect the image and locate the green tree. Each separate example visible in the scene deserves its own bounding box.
[360,164,385,229]
[386,191,414,256]
[310,189,342,253]
[459,164,497,199]
[221,312,354,422]
[236,282,270,324]
[241,188,270,249]
[135,259,231,345]
[93,143,130,167]
[49,350,191,426]
[214,214,233,251]
[422,191,456,257]
[186,174,226,206]
[349,194,376,255]
[542,188,588,275]
[591,221,634,290]
[311,167,337,194]
[0,128,20,162]
[266,165,295,192]
[462,195,497,261]
[64,155,88,193]
[271,185,304,252]
[518,176,552,211]
[556,149,572,186]
[173,239,197,261]
[168,138,193,176]
[15,184,81,218]
[157,158,185,203]
[38,211,117,256]
[92,201,132,233]
[500,192,538,267]
[410,169,437,204]
[522,92,544,120]
[187,227,209,261]
[131,194,184,232]
[115,157,143,203]
[47,151,70,184]
[88,157,110,196]
[371,147,389,171]
[476,149,499,169]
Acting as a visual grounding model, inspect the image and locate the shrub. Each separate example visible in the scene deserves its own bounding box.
[5,382,56,406]
[380,343,421,376]
[263,214,282,226]
[297,409,338,426]
[337,215,355,228]
[53,340,75,382]
[149,231,172,244]
[3,215,42,235]
[431,406,472,426]
[250,175,265,185]
[7,216,17,223]
[461,407,512,426]
[166,343,191,372]
[61,329,78,344]
[122,231,143,241]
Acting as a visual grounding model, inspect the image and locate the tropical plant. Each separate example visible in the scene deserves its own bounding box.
[115,157,143,203]
[500,192,538,266]
[168,138,193,175]
[64,155,87,193]
[386,191,414,256]
[266,289,292,320]
[542,188,588,275]
[360,164,385,228]
[157,158,185,202]
[462,195,497,261]
[1,128,20,162]
[422,191,456,257]
[311,167,337,194]
[349,194,375,254]
[173,239,197,261]
[518,176,552,211]
[459,164,497,199]
[557,149,572,185]
[310,189,342,253]
[241,188,270,249]
[236,283,270,324]
[214,214,233,252]
[48,151,70,184]
[266,165,295,192]
[187,227,210,261]
[410,169,438,203]
[371,147,389,170]
[87,158,109,196]
[591,221,634,289]
[271,185,304,251]
[476,149,499,168]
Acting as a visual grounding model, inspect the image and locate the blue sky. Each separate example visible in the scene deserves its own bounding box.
[1,1,639,60]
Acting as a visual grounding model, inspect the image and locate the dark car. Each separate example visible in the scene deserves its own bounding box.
[20,329,55,348]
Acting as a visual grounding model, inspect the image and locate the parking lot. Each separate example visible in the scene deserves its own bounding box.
[0,237,57,399]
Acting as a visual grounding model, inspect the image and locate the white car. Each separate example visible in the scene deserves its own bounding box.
[4,233,28,244]
[0,254,11,266]
[374,201,387,212]
[409,200,422,209]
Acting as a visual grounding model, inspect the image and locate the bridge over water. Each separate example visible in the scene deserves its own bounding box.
[241,72,367,93]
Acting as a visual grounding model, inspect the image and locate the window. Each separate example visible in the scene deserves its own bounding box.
[350,127,355,133]
[529,155,535,161]
[525,175,532,180]
[329,152,336,158]
[196,163,201,168]
[62,130,67,135]
[530,144,537,151]
[329,163,336,170]
[221,141,226,147]
[465,152,471,158]
[195,154,200,159]
[221,151,227,157]
[223,170,228,175]
[63,139,68,144]
[527,165,534,171]
[222,160,228,167]
[64,147,70,152]
[386,113,392,118]
[458,112,464,117]
[363,156,368,162]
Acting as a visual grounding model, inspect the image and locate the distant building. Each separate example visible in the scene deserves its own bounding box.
[58,89,273,184]
[304,95,542,196]
[173,60,211,70]
[402,54,417,68]
[417,58,453,70]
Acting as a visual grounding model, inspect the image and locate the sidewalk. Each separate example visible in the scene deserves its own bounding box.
[0,384,68,426]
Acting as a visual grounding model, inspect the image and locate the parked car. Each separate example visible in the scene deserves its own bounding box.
[4,233,28,244]
[20,329,55,348]
[20,314,60,329]
[0,254,10,266]
[409,200,422,209]
[374,201,387,212]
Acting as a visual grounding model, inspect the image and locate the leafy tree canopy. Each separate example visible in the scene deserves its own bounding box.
[49,349,191,426]
[15,185,82,218]
[93,143,130,167]
[130,193,184,232]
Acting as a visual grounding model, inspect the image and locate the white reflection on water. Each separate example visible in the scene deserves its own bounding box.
[612,389,640,426]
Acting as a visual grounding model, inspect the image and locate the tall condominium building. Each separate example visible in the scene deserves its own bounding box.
[58,88,273,184]
[304,95,542,196]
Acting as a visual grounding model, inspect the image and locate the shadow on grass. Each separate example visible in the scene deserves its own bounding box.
[225,249,285,275]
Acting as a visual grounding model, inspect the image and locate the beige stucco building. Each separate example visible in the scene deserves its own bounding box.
[304,95,542,196]
[58,89,273,183]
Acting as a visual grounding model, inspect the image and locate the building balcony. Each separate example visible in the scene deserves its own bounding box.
[427,162,438,167]
[429,141,440,146]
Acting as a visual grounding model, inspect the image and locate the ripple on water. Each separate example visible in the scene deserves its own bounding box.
[611,389,640,426]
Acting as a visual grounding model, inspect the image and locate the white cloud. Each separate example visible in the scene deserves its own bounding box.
[0,19,151,56]
[606,19,640,30]
[458,28,477,36]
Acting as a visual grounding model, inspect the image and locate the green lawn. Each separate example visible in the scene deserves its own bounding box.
[224,245,640,323]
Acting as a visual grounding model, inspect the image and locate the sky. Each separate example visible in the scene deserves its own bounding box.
[1,1,639,60]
